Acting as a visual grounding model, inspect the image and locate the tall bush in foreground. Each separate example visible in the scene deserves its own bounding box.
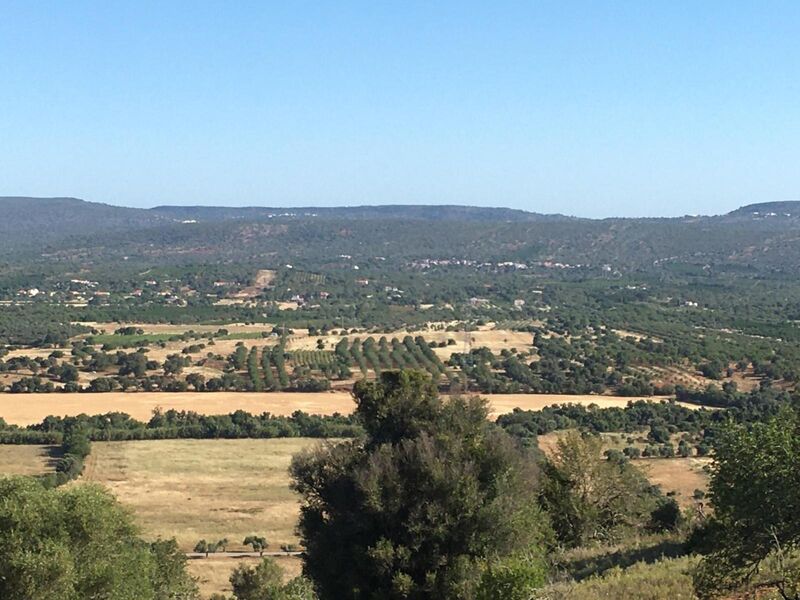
[0,477,197,600]
[694,408,800,599]
[290,370,551,599]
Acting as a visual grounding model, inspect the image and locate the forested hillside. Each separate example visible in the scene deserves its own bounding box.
[0,197,170,253]
[3,197,800,274]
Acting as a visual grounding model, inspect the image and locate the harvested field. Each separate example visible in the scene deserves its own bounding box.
[0,444,57,476]
[0,391,682,426]
[481,394,677,417]
[635,457,711,508]
[0,391,355,426]
[81,438,320,552]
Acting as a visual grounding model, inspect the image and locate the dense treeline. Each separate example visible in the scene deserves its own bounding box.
[0,409,362,444]
[497,386,796,462]
[0,305,89,346]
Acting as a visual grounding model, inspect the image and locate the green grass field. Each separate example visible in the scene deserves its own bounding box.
[87,332,185,348]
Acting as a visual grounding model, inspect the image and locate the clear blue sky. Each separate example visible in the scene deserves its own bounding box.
[1,1,798,217]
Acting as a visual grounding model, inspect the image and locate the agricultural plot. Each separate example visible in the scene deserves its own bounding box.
[0,444,57,476]
[4,310,755,399]
[86,332,183,349]
[291,350,336,368]
[81,438,320,551]
[0,391,356,426]
[0,390,667,426]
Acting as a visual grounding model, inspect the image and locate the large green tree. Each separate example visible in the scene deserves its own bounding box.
[694,408,800,599]
[0,477,197,600]
[290,370,551,600]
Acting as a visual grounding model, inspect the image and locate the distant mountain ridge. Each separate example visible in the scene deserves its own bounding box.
[4,196,800,273]
[149,204,572,222]
[3,195,794,223]
[0,197,169,252]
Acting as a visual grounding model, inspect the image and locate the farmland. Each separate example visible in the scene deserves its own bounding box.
[0,430,711,599]
[0,444,56,476]
[0,390,674,426]
[4,304,782,400]
[81,438,316,551]
[3,200,800,598]
[0,438,310,598]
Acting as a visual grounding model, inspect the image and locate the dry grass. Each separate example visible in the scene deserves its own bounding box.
[636,458,710,508]
[0,387,696,426]
[433,329,535,360]
[284,324,534,356]
[0,390,681,426]
[542,555,698,599]
[187,555,301,599]
[117,336,278,364]
[0,444,57,476]
[480,394,675,418]
[0,391,356,426]
[81,438,324,551]
[4,347,58,359]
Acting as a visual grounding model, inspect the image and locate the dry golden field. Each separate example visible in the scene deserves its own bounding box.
[0,431,707,597]
[638,457,710,507]
[0,391,676,426]
[0,391,356,426]
[80,438,322,552]
[0,439,307,598]
[481,393,674,416]
[0,444,56,476]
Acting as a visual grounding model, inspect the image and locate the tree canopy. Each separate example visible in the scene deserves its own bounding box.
[0,477,197,600]
[694,407,800,599]
[290,370,551,599]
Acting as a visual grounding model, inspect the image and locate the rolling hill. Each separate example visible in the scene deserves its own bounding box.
[3,197,800,274]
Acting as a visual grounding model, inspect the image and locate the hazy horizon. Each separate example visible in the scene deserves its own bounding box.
[0,193,770,219]
[2,2,798,218]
